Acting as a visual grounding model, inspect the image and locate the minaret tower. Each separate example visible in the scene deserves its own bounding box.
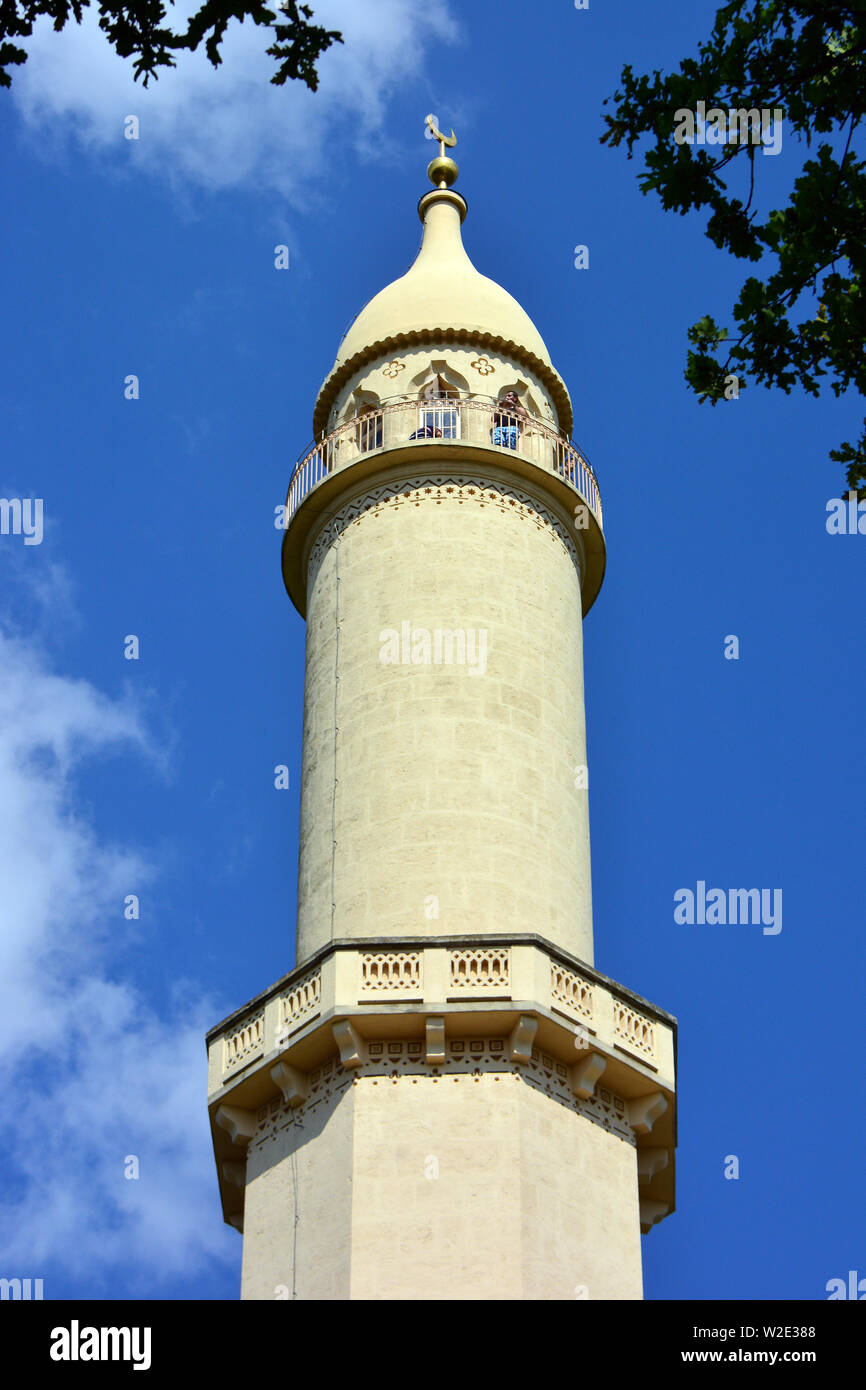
[206,125,677,1301]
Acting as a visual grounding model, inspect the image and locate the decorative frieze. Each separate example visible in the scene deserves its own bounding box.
[252,1056,353,1144]
[307,477,582,594]
[245,1037,635,1150]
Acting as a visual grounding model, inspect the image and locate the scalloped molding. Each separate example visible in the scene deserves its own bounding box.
[314,329,574,441]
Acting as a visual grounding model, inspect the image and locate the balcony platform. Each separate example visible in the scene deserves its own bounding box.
[206,933,676,1238]
[281,420,606,618]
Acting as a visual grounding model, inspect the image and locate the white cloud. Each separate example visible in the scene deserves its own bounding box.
[11,0,459,199]
[0,581,236,1290]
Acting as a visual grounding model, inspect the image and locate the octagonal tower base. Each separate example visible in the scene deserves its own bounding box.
[207,935,676,1301]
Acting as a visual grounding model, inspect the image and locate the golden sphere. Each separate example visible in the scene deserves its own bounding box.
[427,156,459,189]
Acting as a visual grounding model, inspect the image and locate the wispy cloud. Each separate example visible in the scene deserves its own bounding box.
[11,0,459,200]
[0,567,235,1291]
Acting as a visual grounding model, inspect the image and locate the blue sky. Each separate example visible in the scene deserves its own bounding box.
[0,0,863,1300]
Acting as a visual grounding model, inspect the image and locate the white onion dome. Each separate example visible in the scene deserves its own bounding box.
[313,173,573,439]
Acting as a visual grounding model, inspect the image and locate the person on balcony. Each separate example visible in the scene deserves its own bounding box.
[560,444,579,481]
[492,391,527,449]
[409,424,443,440]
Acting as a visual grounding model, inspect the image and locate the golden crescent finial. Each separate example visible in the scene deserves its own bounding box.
[425,113,457,159]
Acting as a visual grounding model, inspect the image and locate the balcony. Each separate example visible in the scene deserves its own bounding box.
[285,393,603,533]
[206,933,676,1236]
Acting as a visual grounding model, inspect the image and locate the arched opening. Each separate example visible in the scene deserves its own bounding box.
[355,402,383,452]
[413,374,460,441]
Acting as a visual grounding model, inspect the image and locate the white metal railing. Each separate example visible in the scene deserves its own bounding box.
[286,394,602,531]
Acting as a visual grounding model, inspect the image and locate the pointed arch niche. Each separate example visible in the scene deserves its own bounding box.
[341,387,383,450]
[498,379,542,421]
[409,360,470,440]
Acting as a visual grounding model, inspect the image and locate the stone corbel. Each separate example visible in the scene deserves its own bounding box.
[570,1052,606,1100]
[639,1199,670,1233]
[509,1015,538,1064]
[215,1104,257,1148]
[426,1016,446,1066]
[627,1092,668,1135]
[221,1161,246,1189]
[637,1147,669,1184]
[271,1061,309,1107]
[333,1019,364,1069]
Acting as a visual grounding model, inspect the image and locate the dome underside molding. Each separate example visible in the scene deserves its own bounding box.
[313,327,574,441]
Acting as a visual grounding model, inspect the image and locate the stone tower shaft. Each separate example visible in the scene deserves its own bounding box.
[285,184,605,966]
